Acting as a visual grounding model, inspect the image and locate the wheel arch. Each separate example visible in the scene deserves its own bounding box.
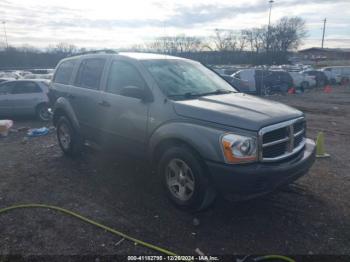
[152,138,204,167]
[148,122,225,166]
[52,97,80,131]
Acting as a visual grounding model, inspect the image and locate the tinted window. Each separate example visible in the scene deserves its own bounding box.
[54,60,76,84]
[106,61,146,95]
[75,59,105,90]
[0,82,16,95]
[12,82,42,94]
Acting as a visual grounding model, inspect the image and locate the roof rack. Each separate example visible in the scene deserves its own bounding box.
[73,49,118,56]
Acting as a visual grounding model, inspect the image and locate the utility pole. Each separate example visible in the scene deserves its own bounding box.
[321,18,326,49]
[268,0,274,28]
[2,21,8,49]
[267,0,274,53]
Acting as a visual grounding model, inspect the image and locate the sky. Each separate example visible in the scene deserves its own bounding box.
[1,0,349,50]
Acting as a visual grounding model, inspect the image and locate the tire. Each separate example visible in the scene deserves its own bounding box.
[36,104,50,121]
[157,145,216,211]
[56,116,83,157]
[301,81,309,90]
[318,80,325,87]
[262,85,271,96]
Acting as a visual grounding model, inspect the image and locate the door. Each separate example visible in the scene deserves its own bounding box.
[0,82,15,115]
[98,59,150,154]
[69,58,106,139]
[10,81,43,115]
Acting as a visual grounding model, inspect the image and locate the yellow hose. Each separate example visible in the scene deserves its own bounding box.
[0,204,177,256]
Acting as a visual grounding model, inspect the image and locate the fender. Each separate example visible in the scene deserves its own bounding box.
[53,97,80,131]
[148,121,226,163]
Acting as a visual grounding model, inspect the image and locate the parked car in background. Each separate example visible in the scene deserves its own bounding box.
[320,69,341,85]
[288,71,316,90]
[0,78,16,83]
[301,70,328,87]
[23,74,53,80]
[233,69,260,94]
[0,72,21,80]
[220,74,251,94]
[321,66,350,84]
[233,69,293,95]
[0,80,51,121]
[263,70,293,94]
[51,52,316,210]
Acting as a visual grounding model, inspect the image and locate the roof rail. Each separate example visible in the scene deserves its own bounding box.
[73,49,118,56]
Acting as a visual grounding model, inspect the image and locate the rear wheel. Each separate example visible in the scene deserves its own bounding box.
[56,116,83,156]
[158,145,216,211]
[36,104,50,121]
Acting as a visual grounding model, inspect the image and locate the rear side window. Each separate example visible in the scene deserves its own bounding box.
[75,58,106,90]
[54,60,75,84]
[0,82,16,95]
[12,82,42,94]
[106,60,146,95]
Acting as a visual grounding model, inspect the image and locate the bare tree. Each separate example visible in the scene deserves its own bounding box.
[271,17,307,52]
[212,29,239,51]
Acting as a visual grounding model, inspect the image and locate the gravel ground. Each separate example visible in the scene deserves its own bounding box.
[0,85,349,257]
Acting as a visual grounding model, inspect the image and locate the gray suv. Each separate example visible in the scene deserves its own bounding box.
[51,51,316,210]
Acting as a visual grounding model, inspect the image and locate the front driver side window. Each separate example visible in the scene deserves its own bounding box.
[106,61,146,96]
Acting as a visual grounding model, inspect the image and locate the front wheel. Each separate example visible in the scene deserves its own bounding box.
[158,145,216,211]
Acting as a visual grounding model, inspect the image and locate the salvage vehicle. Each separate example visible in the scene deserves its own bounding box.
[262,70,294,94]
[233,69,294,95]
[51,51,316,210]
[0,80,50,121]
[321,66,350,84]
[288,71,316,90]
[301,70,328,87]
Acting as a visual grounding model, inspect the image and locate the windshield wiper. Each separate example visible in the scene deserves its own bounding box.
[167,92,200,100]
[168,89,234,100]
[196,89,234,96]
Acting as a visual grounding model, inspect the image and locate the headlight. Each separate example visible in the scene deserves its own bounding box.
[221,134,257,164]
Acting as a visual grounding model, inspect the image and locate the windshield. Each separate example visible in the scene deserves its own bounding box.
[142,59,237,99]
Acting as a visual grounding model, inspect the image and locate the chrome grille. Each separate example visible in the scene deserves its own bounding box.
[259,117,306,162]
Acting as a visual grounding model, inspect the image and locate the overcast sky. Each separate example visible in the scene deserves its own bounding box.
[1,0,349,50]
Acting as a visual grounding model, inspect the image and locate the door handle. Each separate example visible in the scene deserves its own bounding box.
[98,100,111,107]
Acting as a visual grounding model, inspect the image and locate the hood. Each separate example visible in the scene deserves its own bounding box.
[173,93,303,131]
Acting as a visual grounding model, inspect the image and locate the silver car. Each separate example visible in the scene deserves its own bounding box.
[0,80,50,121]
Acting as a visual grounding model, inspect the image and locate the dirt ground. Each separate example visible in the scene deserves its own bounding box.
[0,85,350,257]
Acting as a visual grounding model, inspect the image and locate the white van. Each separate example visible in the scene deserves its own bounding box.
[233,69,256,93]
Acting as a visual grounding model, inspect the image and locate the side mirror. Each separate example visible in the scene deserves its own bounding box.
[120,85,146,100]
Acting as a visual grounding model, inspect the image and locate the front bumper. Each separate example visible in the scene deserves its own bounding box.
[207,138,316,200]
